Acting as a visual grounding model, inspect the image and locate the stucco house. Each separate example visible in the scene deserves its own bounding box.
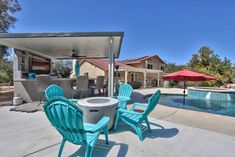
[80,55,166,88]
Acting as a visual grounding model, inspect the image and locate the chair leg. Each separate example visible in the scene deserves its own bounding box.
[38,92,43,106]
[58,139,66,157]
[114,112,120,130]
[135,125,143,141]
[85,145,93,157]
[92,88,94,96]
[99,89,102,96]
[73,91,77,99]
[145,118,152,132]
[38,93,41,106]
[104,125,109,144]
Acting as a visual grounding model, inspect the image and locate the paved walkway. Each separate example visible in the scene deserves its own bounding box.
[0,107,235,157]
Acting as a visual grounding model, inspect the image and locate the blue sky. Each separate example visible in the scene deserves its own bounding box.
[11,0,235,64]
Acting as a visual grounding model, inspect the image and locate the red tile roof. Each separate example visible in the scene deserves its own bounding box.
[121,55,165,64]
[83,59,131,71]
[81,55,166,70]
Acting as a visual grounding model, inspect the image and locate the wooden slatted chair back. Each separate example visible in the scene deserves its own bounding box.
[44,97,86,145]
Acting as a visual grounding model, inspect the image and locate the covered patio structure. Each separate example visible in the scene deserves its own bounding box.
[0,32,124,101]
[120,66,163,88]
[111,65,163,88]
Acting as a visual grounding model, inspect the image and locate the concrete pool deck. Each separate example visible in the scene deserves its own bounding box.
[131,87,235,137]
[0,107,235,157]
[7,87,235,137]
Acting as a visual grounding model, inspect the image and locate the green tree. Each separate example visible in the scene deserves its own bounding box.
[52,60,72,78]
[188,54,199,67]
[187,46,234,87]
[198,46,214,66]
[0,0,21,33]
[0,0,21,84]
[165,62,184,73]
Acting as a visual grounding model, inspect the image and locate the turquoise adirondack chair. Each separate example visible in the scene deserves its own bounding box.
[43,96,110,157]
[114,83,133,108]
[45,84,79,103]
[114,90,161,141]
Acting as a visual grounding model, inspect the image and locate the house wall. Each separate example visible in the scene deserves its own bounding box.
[80,57,165,88]
[115,71,163,87]
[80,61,105,79]
[123,56,165,87]
[127,56,166,71]
[116,71,143,85]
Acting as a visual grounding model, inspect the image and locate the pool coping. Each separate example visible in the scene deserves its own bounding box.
[157,103,235,120]
[188,87,235,93]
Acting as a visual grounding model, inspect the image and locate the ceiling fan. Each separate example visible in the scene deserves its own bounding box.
[58,49,87,60]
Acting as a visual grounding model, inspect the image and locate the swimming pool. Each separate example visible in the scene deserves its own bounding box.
[157,94,235,117]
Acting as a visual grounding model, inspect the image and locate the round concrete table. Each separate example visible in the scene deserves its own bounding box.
[77,97,118,129]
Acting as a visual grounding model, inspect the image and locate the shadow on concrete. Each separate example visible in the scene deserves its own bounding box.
[143,127,179,139]
[69,139,128,157]
[23,142,61,157]
[129,92,148,104]
[112,120,179,141]
[23,139,128,157]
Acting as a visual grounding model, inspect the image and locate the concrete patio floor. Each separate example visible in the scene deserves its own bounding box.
[0,107,235,157]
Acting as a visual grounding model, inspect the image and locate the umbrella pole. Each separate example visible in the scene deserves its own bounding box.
[183,81,186,105]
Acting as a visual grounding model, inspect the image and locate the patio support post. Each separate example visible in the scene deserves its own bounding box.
[50,60,53,73]
[157,72,160,87]
[124,69,128,84]
[108,37,114,97]
[143,71,147,88]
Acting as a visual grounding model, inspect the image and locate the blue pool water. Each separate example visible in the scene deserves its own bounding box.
[156,94,235,117]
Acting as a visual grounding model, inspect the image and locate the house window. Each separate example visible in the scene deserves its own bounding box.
[131,73,138,82]
[160,66,165,71]
[147,64,153,69]
[114,72,121,77]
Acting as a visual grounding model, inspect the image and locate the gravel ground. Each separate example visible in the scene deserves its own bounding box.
[0,86,14,107]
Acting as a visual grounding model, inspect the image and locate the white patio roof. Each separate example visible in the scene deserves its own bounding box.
[0,32,124,59]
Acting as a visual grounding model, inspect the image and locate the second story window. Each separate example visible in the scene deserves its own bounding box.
[161,66,165,71]
[147,63,153,69]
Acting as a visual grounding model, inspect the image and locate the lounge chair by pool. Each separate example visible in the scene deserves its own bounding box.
[114,90,161,141]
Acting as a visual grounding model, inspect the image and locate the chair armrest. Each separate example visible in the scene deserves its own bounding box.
[118,108,141,115]
[131,102,148,111]
[84,116,110,133]
[113,96,118,99]
[69,99,79,103]
[114,96,131,102]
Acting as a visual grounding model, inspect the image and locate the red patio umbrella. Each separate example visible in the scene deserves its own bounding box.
[162,69,216,104]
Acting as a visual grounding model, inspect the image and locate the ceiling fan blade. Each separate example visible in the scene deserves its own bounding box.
[56,57,73,60]
[71,53,87,58]
[57,56,87,60]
